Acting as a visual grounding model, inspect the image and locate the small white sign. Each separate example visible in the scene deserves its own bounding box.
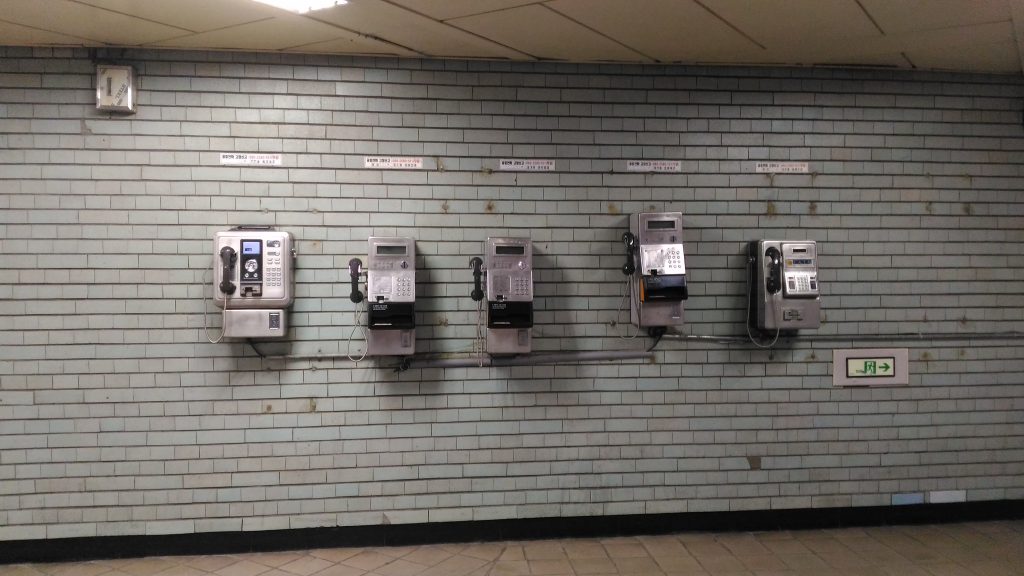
[219,153,282,166]
[364,156,423,169]
[498,159,555,172]
[833,348,909,387]
[755,161,809,174]
[626,160,682,173]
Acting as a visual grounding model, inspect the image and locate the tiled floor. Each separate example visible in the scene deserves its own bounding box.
[3,520,1022,576]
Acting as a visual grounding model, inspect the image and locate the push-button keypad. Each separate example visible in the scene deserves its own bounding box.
[512,277,531,297]
[395,277,413,298]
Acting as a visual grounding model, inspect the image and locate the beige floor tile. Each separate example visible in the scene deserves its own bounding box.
[309,550,365,564]
[602,543,648,559]
[562,542,607,560]
[180,555,239,572]
[523,544,567,561]
[369,559,426,576]
[342,553,394,572]
[279,556,335,576]
[461,544,506,562]
[683,542,732,558]
[400,549,452,568]
[715,535,770,557]
[694,554,747,573]
[773,554,830,572]
[569,558,617,575]
[488,561,530,576]
[311,563,367,576]
[373,548,418,560]
[640,536,688,558]
[757,539,810,556]
[0,567,49,576]
[215,559,274,576]
[736,555,788,572]
[419,555,488,576]
[654,555,704,573]
[527,559,572,575]
[498,547,526,562]
[611,556,662,574]
[112,558,180,576]
[45,563,112,576]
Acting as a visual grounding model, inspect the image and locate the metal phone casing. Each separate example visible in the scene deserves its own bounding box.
[630,212,686,328]
[485,237,533,354]
[213,229,294,309]
[366,236,416,356]
[750,240,821,331]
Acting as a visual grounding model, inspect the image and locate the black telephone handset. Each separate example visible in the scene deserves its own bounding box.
[765,247,782,295]
[348,258,364,303]
[219,246,237,295]
[469,257,484,301]
[621,232,637,276]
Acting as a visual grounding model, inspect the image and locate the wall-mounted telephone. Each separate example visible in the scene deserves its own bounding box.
[748,240,820,333]
[212,226,295,338]
[350,236,416,356]
[475,237,533,355]
[623,212,688,329]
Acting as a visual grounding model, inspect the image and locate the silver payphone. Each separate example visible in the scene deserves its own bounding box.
[470,237,533,355]
[622,212,688,329]
[747,240,820,333]
[213,226,295,338]
[348,237,416,356]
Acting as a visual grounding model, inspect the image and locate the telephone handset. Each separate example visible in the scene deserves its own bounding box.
[764,246,781,295]
[348,258,364,303]
[219,246,237,295]
[621,232,637,276]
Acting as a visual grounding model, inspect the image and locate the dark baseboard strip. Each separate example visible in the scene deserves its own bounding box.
[4,500,1023,564]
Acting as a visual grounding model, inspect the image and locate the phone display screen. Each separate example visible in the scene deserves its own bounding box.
[241,241,261,255]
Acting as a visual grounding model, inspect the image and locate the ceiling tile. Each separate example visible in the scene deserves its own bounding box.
[150,15,345,50]
[75,0,280,33]
[907,39,1020,74]
[308,0,528,59]
[448,3,649,61]
[702,0,882,49]
[0,20,97,45]
[285,32,418,56]
[859,0,1011,34]
[547,0,762,63]
[388,0,541,21]
[1,0,188,45]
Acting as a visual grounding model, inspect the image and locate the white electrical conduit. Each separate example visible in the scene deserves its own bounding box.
[257,350,655,367]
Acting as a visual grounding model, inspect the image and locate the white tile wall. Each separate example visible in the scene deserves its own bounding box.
[1,47,1023,540]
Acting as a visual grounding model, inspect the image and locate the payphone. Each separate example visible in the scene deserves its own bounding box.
[348,237,416,356]
[747,240,820,335]
[212,226,295,339]
[471,237,533,355]
[621,212,688,329]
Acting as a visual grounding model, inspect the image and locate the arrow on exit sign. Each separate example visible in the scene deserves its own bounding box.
[847,357,896,378]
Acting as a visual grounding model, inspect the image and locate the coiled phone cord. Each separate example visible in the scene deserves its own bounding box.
[202,260,225,344]
[346,298,369,362]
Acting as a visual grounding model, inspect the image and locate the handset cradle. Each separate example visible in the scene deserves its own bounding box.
[219,246,237,295]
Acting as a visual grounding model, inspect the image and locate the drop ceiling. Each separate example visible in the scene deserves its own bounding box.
[1,0,1022,74]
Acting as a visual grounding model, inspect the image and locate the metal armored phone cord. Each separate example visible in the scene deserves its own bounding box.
[469,257,486,366]
[746,253,780,349]
[346,258,368,363]
[202,257,225,344]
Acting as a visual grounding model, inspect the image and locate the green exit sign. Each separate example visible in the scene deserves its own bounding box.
[833,348,909,387]
[847,357,895,378]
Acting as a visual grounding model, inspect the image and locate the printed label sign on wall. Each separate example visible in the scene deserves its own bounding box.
[498,159,555,171]
[219,153,282,166]
[755,161,809,174]
[626,160,682,173]
[364,156,423,169]
[833,348,909,386]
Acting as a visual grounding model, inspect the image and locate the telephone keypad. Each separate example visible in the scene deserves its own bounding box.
[512,277,531,297]
[395,277,413,298]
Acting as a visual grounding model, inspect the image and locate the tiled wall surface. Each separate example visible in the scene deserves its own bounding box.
[1,47,1023,541]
